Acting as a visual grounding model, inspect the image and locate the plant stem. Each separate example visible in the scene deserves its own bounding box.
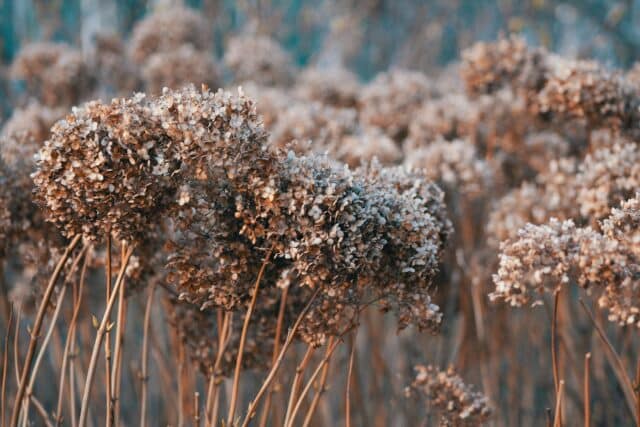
[139,284,155,427]
[240,289,320,427]
[258,287,288,427]
[105,233,113,427]
[77,244,133,427]
[226,248,272,425]
[584,353,591,427]
[9,234,81,427]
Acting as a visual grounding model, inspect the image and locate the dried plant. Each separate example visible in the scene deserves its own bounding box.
[10,42,91,107]
[141,45,221,94]
[128,6,212,65]
[224,34,295,87]
[295,66,361,108]
[406,364,492,426]
[358,69,434,141]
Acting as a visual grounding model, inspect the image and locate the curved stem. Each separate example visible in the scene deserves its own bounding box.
[226,249,272,425]
[77,244,134,427]
[9,234,81,427]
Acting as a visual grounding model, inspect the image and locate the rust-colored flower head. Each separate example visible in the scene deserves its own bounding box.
[128,6,212,65]
[406,365,493,426]
[10,42,91,107]
[0,102,64,167]
[32,93,180,242]
[142,45,221,94]
[295,66,361,108]
[224,34,295,87]
[359,69,434,141]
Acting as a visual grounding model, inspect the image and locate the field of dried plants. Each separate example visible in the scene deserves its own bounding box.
[2,3,640,426]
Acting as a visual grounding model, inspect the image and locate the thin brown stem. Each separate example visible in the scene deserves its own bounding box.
[22,285,68,421]
[139,284,155,427]
[579,299,637,420]
[9,234,81,427]
[194,392,200,427]
[226,248,272,426]
[584,353,591,427]
[209,312,232,426]
[284,345,315,426]
[240,289,320,427]
[56,249,90,427]
[1,309,13,427]
[285,335,347,427]
[553,380,565,427]
[111,242,128,427]
[105,233,113,427]
[345,331,357,427]
[78,244,134,427]
[258,287,288,427]
[301,337,334,427]
[552,290,561,426]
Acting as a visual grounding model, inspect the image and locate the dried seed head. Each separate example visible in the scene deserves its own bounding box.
[128,6,212,64]
[224,34,295,87]
[142,45,221,94]
[0,102,64,167]
[295,66,361,108]
[407,364,492,426]
[10,42,91,107]
[359,69,434,141]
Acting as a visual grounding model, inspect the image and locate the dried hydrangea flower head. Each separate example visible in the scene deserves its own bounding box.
[486,157,579,246]
[0,102,63,167]
[335,126,402,167]
[405,139,493,199]
[463,37,640,137]
[461,36,545,97]
[170,150,450,344]
[240,82,294,128]
[295,65,361,107]
[223,34,295,87]
[128,6,212,64]
[534,57,640,131]
[0,158,11,257]
[491,215,640,327]
[10,42,91,107]
[576,142,640,222]
[32,93,180,242]
[359,69,434,141]
[268,101,359,154]
[141,45,221,94]
[405,94,478,151]
[89,32,140,97]
[406,365,492,426]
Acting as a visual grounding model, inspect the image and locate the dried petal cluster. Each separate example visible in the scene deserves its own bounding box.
[0,102,64,167]
[406,139,492,198]
[407,365,492,426]
[224,34,295,87]
[10,42,91,107]
[491,209,640,327]
[32,93,180,242]
[295,66,361,107]
[141,45,221,94]
[128,6,212,65]
[359,69,434,141]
